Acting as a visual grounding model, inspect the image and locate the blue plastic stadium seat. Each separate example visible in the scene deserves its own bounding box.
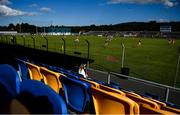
[35,61,49,68]
[16,58,30,80]
[165,102,180,109]
[110,81,121,87]
[70,66,79,73]
[29,62,82,79]
[143,92,160,100]
[50,66,81,79]
[15,57,28,62]
[105,83,120,89]
[103,81,121,90]
[60,76,91,113]
[18,80,68,114]
[56,67,82,78]
[88,78,105,84]
[0,64,21,97]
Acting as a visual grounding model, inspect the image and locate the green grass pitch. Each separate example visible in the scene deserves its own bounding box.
[2,35,180,87]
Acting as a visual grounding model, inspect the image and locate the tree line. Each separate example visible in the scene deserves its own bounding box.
[0,21,180,33]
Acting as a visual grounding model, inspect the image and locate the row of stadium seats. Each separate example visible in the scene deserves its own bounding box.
[0,64,67,114]
[16,59,92,113]
[81,78,180,114]
[1,58,180,114]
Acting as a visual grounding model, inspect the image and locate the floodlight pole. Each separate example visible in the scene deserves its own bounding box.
[19,17,22,33]
[121,43,125,68]
[174,47,180,87]
[31,36,35,48]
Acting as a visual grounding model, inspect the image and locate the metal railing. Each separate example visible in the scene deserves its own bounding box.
[88,68,180,105]
[0,35,90,59]
[110,71,180,102]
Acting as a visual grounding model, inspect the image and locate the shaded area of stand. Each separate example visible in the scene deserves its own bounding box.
[0,43,94,69]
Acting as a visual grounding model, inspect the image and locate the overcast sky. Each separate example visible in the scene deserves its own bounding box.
[0,0,180,26]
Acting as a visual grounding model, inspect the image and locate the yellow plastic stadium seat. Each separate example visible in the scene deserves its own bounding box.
[144,97,166,108]
[40,67,64,93]
[91,87,139,114]
[125,93,178,114]
[140,103,177,115]
[144,97,180,114]
[161,106,180,114]
[122,89,141,98]
[26,62,45,82]
[99,84,126,96]
[145,98,180,114]
[81,78,125,96]
[80,78,100,88]
[126,93,160,109]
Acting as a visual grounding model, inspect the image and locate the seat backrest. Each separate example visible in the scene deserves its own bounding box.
[126,93,160,110]
[80,79,126,96]
[90,79,105,84]
[122,89,141,98]
[18,80,67,114]
[140,103,177,114]
[49,66,81,79]
[40,67,63,93]
[144,98,180,113]
[90,87,139,114]
[26,62,44,81]
[0,64,21,97]
[144,97,166,108]
[16,59,30,80]
[61,76,91,113]
[144,92,160,100]
[161,105,180,114]
[104,81,121,89]
[106,83,120,89]
[99,84,126,96]
[80,78,100,88]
